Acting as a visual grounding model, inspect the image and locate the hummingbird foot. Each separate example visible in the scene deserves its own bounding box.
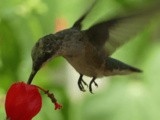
[89,77,97,93]
[78,74,88,92]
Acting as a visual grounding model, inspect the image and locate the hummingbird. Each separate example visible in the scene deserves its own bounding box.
[27,1,160,93]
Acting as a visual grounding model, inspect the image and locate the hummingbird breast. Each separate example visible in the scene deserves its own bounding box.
[56,28,106,77]
[64,50,104,77]
[61,31,105,77]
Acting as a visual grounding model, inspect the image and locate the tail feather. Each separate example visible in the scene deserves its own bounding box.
[129,66,142,73]
[105,57,142,75]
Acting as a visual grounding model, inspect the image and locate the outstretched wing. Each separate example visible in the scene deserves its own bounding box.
[85,4,160,56]
[72,0,97,30]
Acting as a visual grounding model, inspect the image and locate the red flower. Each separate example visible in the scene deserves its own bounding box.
[5,82,42,120]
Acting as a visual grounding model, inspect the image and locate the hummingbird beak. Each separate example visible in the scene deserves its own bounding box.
[27,34,61,84]
[27,70,38,84]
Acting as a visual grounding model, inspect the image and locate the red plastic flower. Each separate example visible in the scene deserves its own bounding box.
[5,82,42,120]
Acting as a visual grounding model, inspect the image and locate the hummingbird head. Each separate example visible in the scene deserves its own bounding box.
[27,34,62,84]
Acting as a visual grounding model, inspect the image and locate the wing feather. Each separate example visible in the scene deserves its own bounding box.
[85,3,160,55]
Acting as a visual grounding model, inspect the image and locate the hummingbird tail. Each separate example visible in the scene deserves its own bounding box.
[104,57,142,75]
[129,66,142,73]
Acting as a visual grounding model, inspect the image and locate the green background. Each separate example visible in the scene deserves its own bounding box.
[0,0,160,119]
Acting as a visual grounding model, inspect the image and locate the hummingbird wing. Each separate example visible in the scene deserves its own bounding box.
[72,0,97,30]
[85,4,160,56]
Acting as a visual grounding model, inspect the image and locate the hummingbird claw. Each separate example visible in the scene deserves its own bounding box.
[78,80,86,92]
[89,84,94,94]
[81,80,88,87]
[89,77,97,93]
[94,81,98,87]
[78,74,97,93]
[78,74,88,92]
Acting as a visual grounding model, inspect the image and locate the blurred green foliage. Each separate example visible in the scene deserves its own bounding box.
[0,0,160,120]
